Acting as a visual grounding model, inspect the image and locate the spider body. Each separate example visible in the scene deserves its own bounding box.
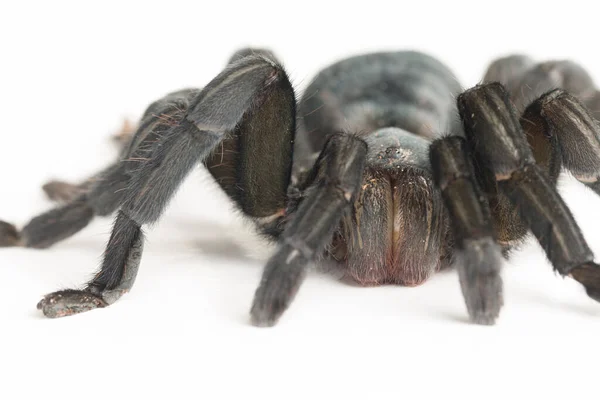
[287,52,460,286]
[263,51,460,287]
[3,49,600,326]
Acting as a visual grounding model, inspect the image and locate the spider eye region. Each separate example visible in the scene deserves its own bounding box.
[364,127,431,171]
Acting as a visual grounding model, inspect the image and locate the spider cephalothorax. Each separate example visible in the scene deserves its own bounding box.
[2,49,600,326]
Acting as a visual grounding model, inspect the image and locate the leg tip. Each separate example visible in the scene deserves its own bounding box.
[42,180,82,203]
[0,220,21,247]
[571,262,600,303]
[249,309,280,328]
[457,238,504,326]
[249,296,285,328]
[111,119,136,146]
[463,276,503,326]
[249,252,308,328]
[37,290,107,318]
[584,287,600,303]
[469,310,500,326]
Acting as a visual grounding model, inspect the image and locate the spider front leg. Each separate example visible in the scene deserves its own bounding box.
[250,133,367,327]
[38,53,298,318]
[430,137,504,325]
[458,83,600,305]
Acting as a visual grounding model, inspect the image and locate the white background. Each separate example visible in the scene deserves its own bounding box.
[2,1,600,399]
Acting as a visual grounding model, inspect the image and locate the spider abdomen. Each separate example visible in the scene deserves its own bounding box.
[298,51,463,155]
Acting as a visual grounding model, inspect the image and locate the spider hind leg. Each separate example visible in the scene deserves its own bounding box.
[0,90,194,250]
[41,119,137,204]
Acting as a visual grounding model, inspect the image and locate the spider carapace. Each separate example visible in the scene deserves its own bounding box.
[2,49,600,326]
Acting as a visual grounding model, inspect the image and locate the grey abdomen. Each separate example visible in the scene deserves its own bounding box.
[298,51,463,152]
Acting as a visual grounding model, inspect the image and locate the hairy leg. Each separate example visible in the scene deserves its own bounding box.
[458,82,600,304]
[38,52,298,318]
[484,55,600,120]
[42,119,137,203]
[520,88,600,299]
[37,210,143,317]
[250,133,367,326]
[0,89,196,249]
[430,136,503,325]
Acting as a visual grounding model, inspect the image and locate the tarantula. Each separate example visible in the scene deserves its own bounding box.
[2,48,600,327]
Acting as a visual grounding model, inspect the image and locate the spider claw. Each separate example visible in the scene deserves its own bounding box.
[37,290,107,318]
[571,262,600,303]
[457,238,504,325]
